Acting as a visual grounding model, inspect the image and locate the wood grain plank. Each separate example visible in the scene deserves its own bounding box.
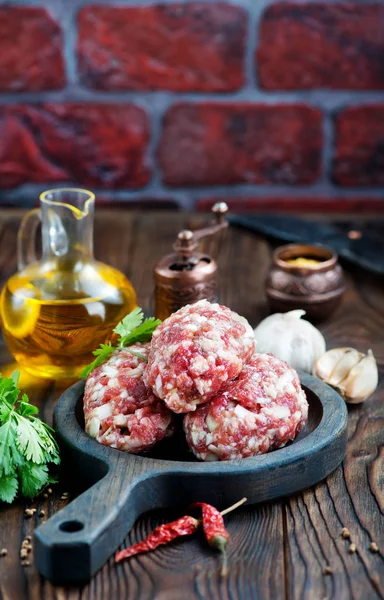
[285,272,384,600]
[0,211,383,600]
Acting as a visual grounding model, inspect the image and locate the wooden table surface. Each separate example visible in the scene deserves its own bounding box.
[0,210,383,600]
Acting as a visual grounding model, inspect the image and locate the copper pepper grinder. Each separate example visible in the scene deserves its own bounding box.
[154,203,229,320]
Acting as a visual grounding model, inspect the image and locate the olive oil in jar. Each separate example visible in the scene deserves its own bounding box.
[1,189,137,379]
[1,261,137,379]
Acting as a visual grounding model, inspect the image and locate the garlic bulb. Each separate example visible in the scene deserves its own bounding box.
[313,348,378,404]
[253,310,326,373]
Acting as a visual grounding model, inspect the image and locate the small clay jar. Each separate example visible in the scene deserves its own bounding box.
[266,244,345,321]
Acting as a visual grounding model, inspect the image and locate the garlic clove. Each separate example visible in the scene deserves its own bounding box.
[340,349,379,404]
[313,347,379,404]
[327,348,363,387]
[313,347,353,381]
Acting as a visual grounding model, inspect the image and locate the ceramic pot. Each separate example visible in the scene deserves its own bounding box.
[266,244,345,321]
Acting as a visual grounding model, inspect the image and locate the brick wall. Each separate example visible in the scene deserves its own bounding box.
[0,0,384,212]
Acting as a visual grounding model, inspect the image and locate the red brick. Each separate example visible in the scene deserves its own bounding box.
[0,105,150,189]
[257,3,384,90]
[197,197,384,213]
[158,104,322,186]
[77,4,246,92]
[0,7,65,92]
[333,106,384,186]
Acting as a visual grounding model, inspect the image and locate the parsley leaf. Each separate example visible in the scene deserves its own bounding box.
[123,349,148,361]
[113,307,144,338]
[80,343,115,378]
[15,415,48,464]
[80,308,162,377]
[0,474,18,504]
[0,419,17,477]
[117,317,161,348]
[0,372,60,504]
[19,462,49,498]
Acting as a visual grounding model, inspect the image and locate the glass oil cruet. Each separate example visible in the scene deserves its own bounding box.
[0,188,137,379]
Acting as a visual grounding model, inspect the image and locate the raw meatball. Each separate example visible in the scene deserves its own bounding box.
[144,299,255,414]
[184,353,308,461]
[84,344,174,453]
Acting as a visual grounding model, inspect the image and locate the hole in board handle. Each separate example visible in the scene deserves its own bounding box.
[59,520,84,533]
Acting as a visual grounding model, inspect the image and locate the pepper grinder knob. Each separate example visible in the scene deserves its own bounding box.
[178,230,194,242]
[212,202,229,224]
[173,229,197,258]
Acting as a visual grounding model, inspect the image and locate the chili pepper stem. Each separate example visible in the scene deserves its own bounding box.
[210,535,229,577]
[220,497,247,517]
[221,550,228,577]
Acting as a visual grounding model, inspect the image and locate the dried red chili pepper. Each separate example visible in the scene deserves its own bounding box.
[191,502,230,576]
[115,515,199,563]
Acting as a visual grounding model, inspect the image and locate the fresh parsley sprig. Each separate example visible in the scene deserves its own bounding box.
[80,307,161,378]
[0,371,60,504]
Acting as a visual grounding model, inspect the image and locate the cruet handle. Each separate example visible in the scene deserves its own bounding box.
[17,208,41,271]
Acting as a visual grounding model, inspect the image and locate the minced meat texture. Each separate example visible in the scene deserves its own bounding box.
[183,353,308,461]
[144,299,255,414]
[83,344,174,453]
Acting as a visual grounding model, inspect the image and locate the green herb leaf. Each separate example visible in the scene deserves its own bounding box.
[81,308,161,377]
[0,373,60,504]
[113,307,144,338]
[18,393,39,417]
[19,462,49,498]
[117,317,161,348]
[124,349,148,362]
[0,373,20,416]
[80,343,115,378]
[15,416,47,464]
[0,419,17,477]
[10,371,20,387]
[0,402,12,424]
[0,474,18,504]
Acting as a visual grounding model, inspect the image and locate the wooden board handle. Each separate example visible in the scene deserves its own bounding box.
[33,379,179,584]
[33,461,169,584]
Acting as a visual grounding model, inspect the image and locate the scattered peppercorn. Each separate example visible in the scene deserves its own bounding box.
[323,566,333,575]
[0,549,8,557]
[341,527,350,539]
[370,542,379,553]
[349,543,357,554]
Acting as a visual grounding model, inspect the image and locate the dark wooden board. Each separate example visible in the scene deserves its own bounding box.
[0,211,383,600]
[34,373,347,584]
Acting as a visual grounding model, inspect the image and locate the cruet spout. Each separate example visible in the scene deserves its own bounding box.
[18,188,95,270]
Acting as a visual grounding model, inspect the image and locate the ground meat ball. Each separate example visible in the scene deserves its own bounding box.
[184,353,308,461]
[83,344,174,453]
[144,299,255,414]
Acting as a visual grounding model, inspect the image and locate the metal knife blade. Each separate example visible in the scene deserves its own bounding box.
[229,214,384,275]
